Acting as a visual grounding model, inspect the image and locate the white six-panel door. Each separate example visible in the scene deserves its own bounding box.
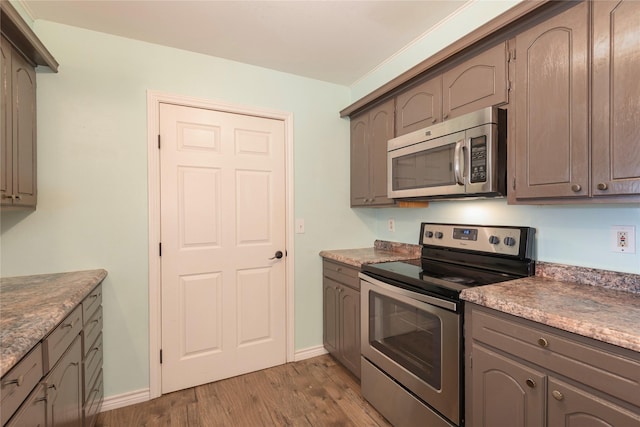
[159,102,286,393]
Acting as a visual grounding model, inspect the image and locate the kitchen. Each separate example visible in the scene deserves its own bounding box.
[1,0,639,426]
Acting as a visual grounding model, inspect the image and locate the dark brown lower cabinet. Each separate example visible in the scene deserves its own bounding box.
[466,304,640,427]
[5,384,46,427]
[45,336,83,427]
[322,260,361,378]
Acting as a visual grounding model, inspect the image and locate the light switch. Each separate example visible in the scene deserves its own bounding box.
[295,219,305,234]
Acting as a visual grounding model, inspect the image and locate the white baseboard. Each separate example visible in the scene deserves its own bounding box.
[100,388,150,413]
[293,345,328,361]
[100,346,328,413]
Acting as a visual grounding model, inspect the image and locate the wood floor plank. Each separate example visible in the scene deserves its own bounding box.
[96,354,391,427]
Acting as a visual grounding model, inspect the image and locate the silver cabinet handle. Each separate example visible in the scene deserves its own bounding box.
[2,375,24,387]
[552,390,564,401]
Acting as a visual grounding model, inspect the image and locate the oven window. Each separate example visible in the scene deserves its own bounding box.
[391,143,456,191]
[368,291,442,390]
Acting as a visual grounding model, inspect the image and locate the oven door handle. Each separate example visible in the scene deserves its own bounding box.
[359,273,457,312]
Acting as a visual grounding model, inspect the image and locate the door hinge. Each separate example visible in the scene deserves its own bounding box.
[507,80,512,92]
[512,178,517,190]
[508,48,516,62]
[158,135,161,149]
[160,349,163,364]
[159,242,162,257]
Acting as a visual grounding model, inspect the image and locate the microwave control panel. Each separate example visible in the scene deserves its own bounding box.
[469,135,487,183]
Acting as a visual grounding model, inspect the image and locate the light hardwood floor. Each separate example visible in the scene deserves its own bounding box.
[96,354,391,426]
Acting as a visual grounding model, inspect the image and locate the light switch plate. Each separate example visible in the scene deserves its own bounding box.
[295,219,305,234]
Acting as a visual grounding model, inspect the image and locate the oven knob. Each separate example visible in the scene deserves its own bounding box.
[425,231,434,238]
[489,235,500,245]
[504,237,517,246]
[435,232,444,239]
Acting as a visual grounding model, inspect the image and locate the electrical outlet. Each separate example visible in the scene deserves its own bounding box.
[611,225,635,253]
[388,218,395,232]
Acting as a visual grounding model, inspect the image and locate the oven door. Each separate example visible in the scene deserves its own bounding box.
[387,131,467,199]
[360,273,461,425]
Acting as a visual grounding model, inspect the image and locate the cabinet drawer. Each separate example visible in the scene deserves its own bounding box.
[83,370,103,427]
[82,285,102,326]
[323,260,359,290]
[83,334,103,399]
[0,343,43,426]
[44,305,83,371]
[83,306,103,357]
[472,307,640,407]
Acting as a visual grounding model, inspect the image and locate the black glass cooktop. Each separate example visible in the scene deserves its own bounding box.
[361,258,523,301]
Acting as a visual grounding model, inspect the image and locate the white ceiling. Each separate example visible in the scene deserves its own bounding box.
[21,0,471,85]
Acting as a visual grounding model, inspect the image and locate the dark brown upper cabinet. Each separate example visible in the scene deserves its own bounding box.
[1,35,37,208]
[395,76,442,136]
[350,99,395,207]
[1,2,58,210]
[591,0,640,198]
[511,1,590,201]
[395,42,508,137]
[510,0,640,203]
[442,42,509,121]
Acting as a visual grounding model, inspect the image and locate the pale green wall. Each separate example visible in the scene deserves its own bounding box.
[0,21,377,397]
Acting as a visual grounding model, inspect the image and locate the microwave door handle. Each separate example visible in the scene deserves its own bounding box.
[453,140,465,185]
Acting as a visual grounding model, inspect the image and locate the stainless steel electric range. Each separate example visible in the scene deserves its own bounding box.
[359,222,535,427]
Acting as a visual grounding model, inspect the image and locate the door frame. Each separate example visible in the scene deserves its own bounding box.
[146,90,295,399]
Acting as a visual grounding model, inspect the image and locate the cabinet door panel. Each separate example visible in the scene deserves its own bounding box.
[11,50,36,207]
[323,278,339,356]
[472,344,545,427]
[443,42,508,120]
[369,99,394,205]
[592,0,640,196]
[339,285,360,378]
[1,36,13,205]
[350,115,370,206]
[548,378,640,427]
[395,76,442,136]
[513,2,589,199]
[46,336,82,427]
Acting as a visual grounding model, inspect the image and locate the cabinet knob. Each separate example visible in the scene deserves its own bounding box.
[571,184,582,192]
[525,378,536,388]
[552,390,564,401]
[537,337,549,348]
[597,182,608,191]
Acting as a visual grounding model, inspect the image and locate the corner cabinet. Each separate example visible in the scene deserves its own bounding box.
[465,304,640,427]
[350,99,395,207]
[322,260,361,378]
[510,0,640,203]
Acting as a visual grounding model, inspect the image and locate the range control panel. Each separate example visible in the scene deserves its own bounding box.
[421,223,531,257]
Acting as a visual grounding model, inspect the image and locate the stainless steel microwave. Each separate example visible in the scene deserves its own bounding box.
[387,106,506,199]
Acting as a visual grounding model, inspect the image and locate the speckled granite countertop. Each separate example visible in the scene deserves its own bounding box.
[0,269,107,377]
[319,240,420,267]
[461,262,640,353]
